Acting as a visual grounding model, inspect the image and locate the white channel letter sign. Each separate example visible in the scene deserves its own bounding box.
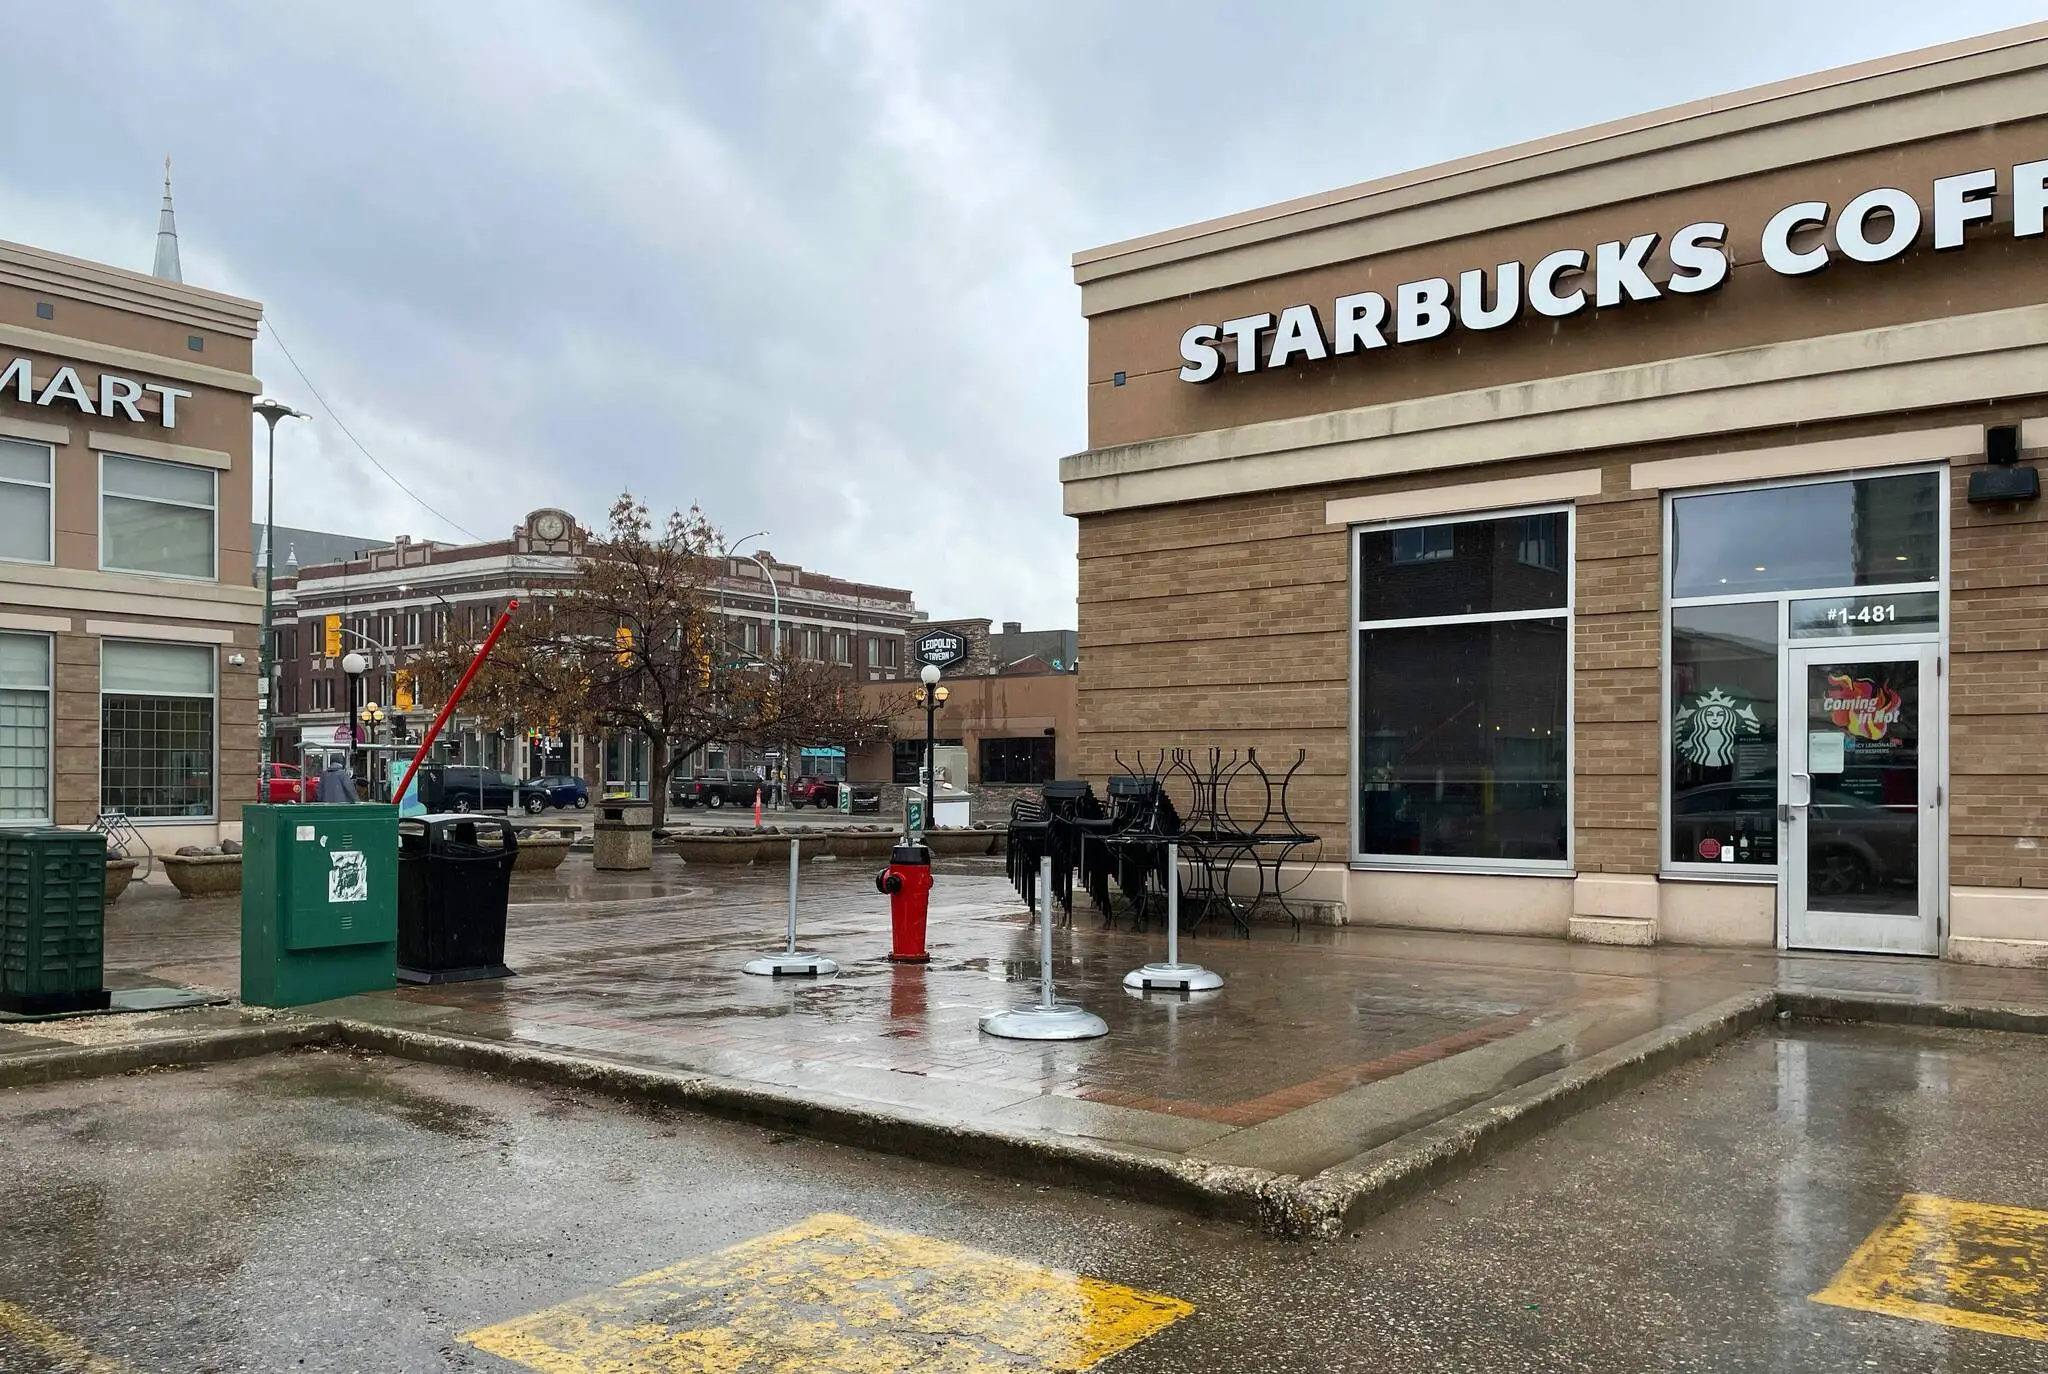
[0,357,192,428]
[1177,157,2048,383]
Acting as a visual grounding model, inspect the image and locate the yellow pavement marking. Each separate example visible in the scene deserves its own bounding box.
[463,1211,1193,1372]
[1813,1193,2048,1342]
[0,1299,136,1373]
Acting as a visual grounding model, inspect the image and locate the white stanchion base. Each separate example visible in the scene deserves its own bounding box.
[979,1002,1108,1040]
[1123,962,1223,992]
[743,952,839,977]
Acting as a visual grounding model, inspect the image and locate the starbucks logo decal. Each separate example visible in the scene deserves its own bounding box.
[1675,687,1761,768]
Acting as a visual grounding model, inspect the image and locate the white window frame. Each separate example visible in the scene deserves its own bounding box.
[99,637,220,824]
[0,439,55,566]
[1658,464,1950,883]
[1349,503,1575,875]
[0,629,54,824]
[98,451,218,582]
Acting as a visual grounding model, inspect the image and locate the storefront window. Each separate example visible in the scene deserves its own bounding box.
[0,632,52,821]
[1670,471,1939,599]
[1669,603,1778,867]
[101,640,216,818]
[1355,511,1570,866]
[1663,469,1943,877]
[980,737,1055,785]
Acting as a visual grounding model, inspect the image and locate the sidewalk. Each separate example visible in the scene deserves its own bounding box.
[19,854,2048,1232]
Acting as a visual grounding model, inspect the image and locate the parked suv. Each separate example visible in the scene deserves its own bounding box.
[787,775,839,808]
[670,769,757,809]
[435,766,521,813]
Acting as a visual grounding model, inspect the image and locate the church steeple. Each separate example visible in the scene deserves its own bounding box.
[151,157,182,283]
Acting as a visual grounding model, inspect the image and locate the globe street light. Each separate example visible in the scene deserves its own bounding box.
[252,397,307,801]
[914,662,948,836]
[341,650,368,781]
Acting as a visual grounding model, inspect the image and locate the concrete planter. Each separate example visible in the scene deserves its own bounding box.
[924,827,1002,858]
[510,834,573,873]
[161,852,243,899]
[671,834,770,865]
[825,829,899,860]
[104,857,138,902]
[756,831,829,862]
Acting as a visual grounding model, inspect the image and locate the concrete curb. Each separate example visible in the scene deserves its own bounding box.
[0,1019,336,1089]
[1278,989,1780,1241]
[9,988,2048,1239]
[327,1019,1281,1228]
[1775,989,2048,1034]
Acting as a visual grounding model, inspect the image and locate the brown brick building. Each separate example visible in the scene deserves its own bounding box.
[1063,25,2048,964]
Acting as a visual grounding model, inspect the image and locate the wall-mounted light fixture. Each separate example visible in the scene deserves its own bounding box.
[1969,424,2039,504]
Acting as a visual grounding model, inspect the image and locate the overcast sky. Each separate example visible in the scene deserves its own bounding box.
[3,2,2041,626]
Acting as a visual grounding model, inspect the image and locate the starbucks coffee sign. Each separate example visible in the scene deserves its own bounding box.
[1177,156,2048,383]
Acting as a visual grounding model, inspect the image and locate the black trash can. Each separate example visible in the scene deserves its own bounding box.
[396,814,518,984]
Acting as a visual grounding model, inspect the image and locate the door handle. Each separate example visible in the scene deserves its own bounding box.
[1789,773,1813,809]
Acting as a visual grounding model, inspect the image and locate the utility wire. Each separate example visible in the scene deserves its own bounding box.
[261,316,483,542]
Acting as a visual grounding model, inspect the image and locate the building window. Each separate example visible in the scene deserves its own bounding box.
[1354,510,1571,866]
[1669,602,1778,868]
[0,439,53,564]
[100,454,216,580]
[866,637,880,668]
[1662,470,1942,876]
[0,632,52,821]
[893,738,963,785]
[803,627,822,660]
[883,638,899,669]
[101,640,216,819]
[405,611,420,646]
[980,737,1055,785]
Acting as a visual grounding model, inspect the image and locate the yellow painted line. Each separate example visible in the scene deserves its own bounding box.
[1813,1192,2048,1342]
[0,1299,136,1373]
[463,1212,1193,1372]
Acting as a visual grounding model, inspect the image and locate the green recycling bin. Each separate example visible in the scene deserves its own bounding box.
[0,828,111,1015]
[241,803,399,1008]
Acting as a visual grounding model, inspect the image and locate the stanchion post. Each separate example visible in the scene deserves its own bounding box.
[744,837,838,978]
[980,852,1107,1040]
[1123,839,1222,994]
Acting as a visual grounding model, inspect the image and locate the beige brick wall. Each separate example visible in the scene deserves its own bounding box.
[1075,406,2048,891]
[1950,451,2048,888]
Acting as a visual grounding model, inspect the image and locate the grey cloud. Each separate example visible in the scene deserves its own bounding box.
[4,0,2043,625]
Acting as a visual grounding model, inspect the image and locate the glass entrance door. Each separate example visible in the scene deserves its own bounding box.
[1785,645,1940,954]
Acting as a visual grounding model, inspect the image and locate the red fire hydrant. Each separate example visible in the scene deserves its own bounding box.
[877,843,933,963]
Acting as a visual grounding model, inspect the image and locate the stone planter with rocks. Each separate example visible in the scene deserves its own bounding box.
[825,828,900,860]
[510,833,573,873]
[104,857,138,902]
[161,852,243,898]
[671,833,772,865]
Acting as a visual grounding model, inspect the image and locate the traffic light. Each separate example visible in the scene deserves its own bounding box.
[323,615,342,657]
[615,625,634,667]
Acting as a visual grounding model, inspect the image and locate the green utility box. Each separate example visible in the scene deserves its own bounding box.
[0,828,111,1015]
[241,803,399,1008]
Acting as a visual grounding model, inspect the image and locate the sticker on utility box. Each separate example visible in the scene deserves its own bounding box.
[296,825,316,842]
[328,850,369,903]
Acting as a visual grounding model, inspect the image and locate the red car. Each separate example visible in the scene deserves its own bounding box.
[264,763,305,803]
[787,776,840,808]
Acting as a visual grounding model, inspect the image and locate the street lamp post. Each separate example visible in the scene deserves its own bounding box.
[341,650,368,783]
[915,663,948,836]
[252,397,306,801]
[728,531,782,805]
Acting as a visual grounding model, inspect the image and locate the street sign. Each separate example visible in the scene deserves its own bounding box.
[913,629,968,672]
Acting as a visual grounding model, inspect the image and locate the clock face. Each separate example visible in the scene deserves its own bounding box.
[535,513,566,540]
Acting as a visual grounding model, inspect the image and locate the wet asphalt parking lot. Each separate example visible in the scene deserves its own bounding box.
[3,1021,2046,1372]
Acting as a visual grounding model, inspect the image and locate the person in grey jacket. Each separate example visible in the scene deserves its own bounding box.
[315,759,360,803]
